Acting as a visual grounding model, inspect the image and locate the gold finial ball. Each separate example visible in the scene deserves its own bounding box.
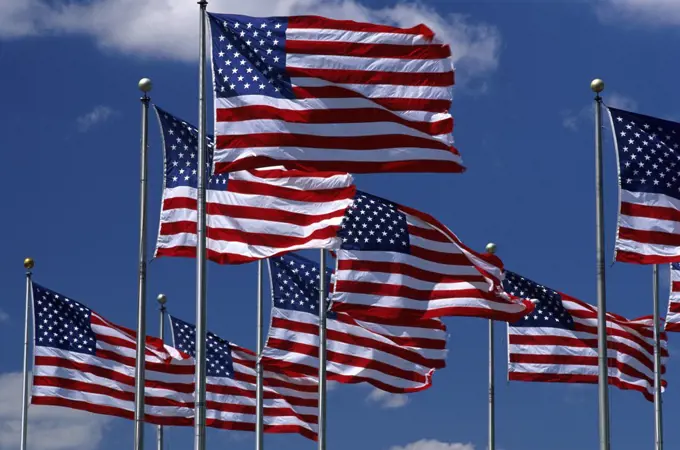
[157,293,167,305]
[138,78,153,93]
[591,78,605,93]
[485,242,497,254]
[23,257,34,270]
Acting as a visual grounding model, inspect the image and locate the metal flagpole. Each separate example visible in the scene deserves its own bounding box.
[20,257,34,450]
[157,294,167,450]
[194,1,209,450]
[134,77,152,450]
[318,249,328,450]
[653,265,663,450]
[591,78,610,450]
[256,260,264,450]
[485,243,496,450]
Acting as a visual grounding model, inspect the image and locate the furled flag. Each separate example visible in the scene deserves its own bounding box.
[504,271,668,401]
[665,263,680,332]
[207,13,462,174]
[607,106,680,264]
[261,252,448,393]
[154,106,356,264]
[169,316,318,440]
[330,191,535,321]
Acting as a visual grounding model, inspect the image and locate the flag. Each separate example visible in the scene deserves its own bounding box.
[29,283,318,440]
[504,271,668,401]
[154,106,356,264]
[169,316,318,440]
[207,13,462,174]
[607,106,680,264]
[665,263,680,332]
[330,191,535,321]
[261,252,448,393]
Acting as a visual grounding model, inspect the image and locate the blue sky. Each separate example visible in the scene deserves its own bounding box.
[2,0,680,449]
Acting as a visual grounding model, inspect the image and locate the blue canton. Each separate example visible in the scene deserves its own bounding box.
[338,191,410,253]
[673,263,680,271]
[208,13,294,99]
[502,271,574,329]
[32,284,97,355]
[169,316,235,378]
[269,253,334,318]
[609,107,680,200]
[154,106,226,190]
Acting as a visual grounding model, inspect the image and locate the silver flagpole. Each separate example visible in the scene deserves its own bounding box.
[157,294,167,450]
[485,243,496,450]
[20,257,34,450]
[591,78,610,450]
[318,249,328,450]
[134,77,152,450]
[256,260,264,450]
[194,1,209,450]
[653,265,663,450]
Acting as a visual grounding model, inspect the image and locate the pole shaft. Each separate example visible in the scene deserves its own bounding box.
[20,271,32,450]
[194,2,208,450]
[134,93,151,450]
[157,304,166,450]
[488,319,495,450]
[318,250,328,450]
[594,94,610,450]
[653,265,663,450]
[255,260,264,450]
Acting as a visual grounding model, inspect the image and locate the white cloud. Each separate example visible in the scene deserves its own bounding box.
[76,106,116,132]
[597,0,680,26]
[562,92,637,131]
[0,372,111,450]
[0,310,8,322]
[366,389,409,409]
[390,439,475,450]
[0,0,500,82]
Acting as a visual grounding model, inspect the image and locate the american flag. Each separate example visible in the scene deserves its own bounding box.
[153,106,356,264]
[607,106,680,264]
[665,263,680,332]
[330,191,535,321]
[504,271,668,401]
[261,252,448,393]
[207,13,462,174]
[169,316,318,440]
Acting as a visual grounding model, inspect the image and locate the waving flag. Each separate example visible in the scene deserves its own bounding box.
[154,106,355,264]
[207,13,462,174]
[504,271,668,401]
[330,191,534,321]
[666,263,680,332]
[169,316,318,440]
[607,107,680,264]
[261,252,447,393]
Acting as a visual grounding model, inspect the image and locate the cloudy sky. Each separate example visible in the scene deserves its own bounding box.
[2,0,680,449]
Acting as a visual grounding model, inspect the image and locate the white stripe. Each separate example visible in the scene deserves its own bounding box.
[339,292,525,313]
[286,28,438,46]
[287,53,452,74]
[291,78,451,100]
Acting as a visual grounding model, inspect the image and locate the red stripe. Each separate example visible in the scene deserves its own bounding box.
[335,279,498,302]
[330,302,529,322]
[286,38,449,59]
[216,105,453,135]
[214,157,464,174]
[618,227,680,247]
[288,16,435,39]
[337,259,484,285]
[226,178,356,203]
[615,250,680,264]
[665,321,680,332]
[621,201,680,222]
[330,313,446,349]
[290,67,453,87]
[156,246,289,265]
[291,86,452,112]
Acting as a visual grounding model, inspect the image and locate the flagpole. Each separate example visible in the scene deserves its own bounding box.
[20,257,34,450]
[157,294,167,450]
[591,78,610,450]
[653,265,663,450]
[194,1,209,450]
[255,260,264,450]
[318,249,328,450]
[485,243,496,450]
[134,77,152,450]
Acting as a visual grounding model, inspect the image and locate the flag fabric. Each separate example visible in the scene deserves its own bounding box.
[154,106,356,264]
[207,13,463,174]
[607,106,680,264]
[666,263,680,332]
[504,271,668,401]
[261,252,448,393]
[330,191,535,321]
[169,316,319,440]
